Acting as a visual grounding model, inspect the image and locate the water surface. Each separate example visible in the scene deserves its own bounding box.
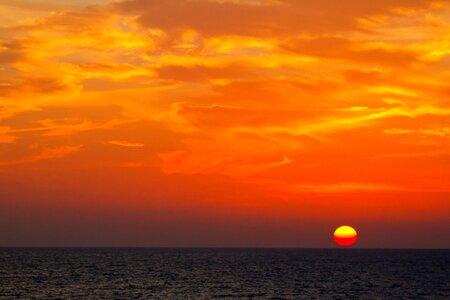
[0,248,449,299]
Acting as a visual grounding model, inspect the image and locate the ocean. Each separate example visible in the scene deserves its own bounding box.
[0,248,449,299]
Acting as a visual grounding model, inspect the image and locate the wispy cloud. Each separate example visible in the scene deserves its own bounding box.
[107,140,145,147]
[0,144,82,166]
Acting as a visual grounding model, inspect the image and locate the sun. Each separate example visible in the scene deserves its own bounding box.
[334,225,357,246]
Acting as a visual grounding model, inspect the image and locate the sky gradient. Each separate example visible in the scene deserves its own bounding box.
[1,0,449,248]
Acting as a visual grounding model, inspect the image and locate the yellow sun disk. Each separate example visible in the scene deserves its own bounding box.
[334,225,357,238]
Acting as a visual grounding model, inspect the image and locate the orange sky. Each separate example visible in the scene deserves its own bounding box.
[0,0,449,247]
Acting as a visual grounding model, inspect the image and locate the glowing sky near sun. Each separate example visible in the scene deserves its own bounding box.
[0,0,449,247]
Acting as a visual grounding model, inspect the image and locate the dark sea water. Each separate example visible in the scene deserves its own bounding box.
[0,248,449,299]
